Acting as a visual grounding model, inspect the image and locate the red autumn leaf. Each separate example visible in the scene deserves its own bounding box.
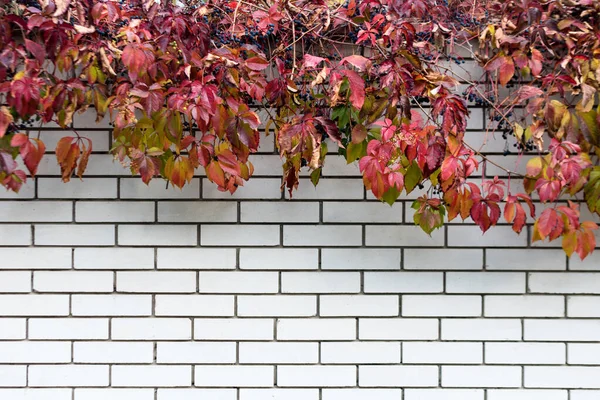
[302,54,326,69]
[245,56,269,71]
[25,39,46,64]
[341,55,371,72]
[341,70,365,110]
[0,107,13,138]
[206,160,226,188]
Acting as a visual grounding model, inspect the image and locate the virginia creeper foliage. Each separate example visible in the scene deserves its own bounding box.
[0,0,599,258]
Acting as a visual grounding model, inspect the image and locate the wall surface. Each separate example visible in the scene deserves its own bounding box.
[0,109,600,400]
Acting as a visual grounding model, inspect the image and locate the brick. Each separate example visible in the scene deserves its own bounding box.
[0,342,71,363]
[0,295,68,316]
[237,295,316,317]
[241,201,319,222]
[288,179,364,200]
[486,343,565,364]
[38,178,117,198]
[203,178,282,199]
[157,342,236,364]
[320,156,362,176]
[360,366,438,387]
[29,365,108,387]
[529,273,600,293]
[157,248,237,270]
[571,390,600,400]
[117,271,196,293]
[112,318,191,340]
[322,249,401,270]
[194,366,274,387]
[0,181,34,198]
[120,178,200,199]
[158,389,236,400]
[0,225,31,245]
[278,366,356,387]
[0,366,26,386]
[0,248,71,269]
[239,342,318,364]
[569,344,600,365]
[74,342,153,363]
[448,226,527,247]
[283,225,362,246]
[118,224,197,246]
[0,272,31,293]
[359,318,438,340]
[321,342,400,364]
[72,295,151,316]
[33,271,113,293]
[35,224,114,246]
[240,248,318,270]
[155,295,234,316]
[281,272,360,293]
[442,319,522,340]
[525,367,600,388]
[525,320,600,341]
[322,202,402,223]
[199,272,278,293]
[487,390,567,400]
[76,389,154,400]
[366,225,444,247]
[29,318,108,340]
[485,295,564,317]
[403,342,482,364]
[364,272,443,293]
[240,389,319,400]
[201,225,280,246]
[112,366,191,387]
[323,389,403,400]
[75,248,154,269]
[76,201,154,222]
[0,201,72,222]
[404,249,483,270]
[446,272,525,293]
[277,319,356,341]
[158,201,237,222]
[0,389,72,400]
[568,296,600,317]
[40,130,109,152]
[0,319,26,339]
[442,366,521,388]
[405,389,485,400]
[403,295,481,317]
[320,295,399,316]
[194,318,274,340]
[486,249,566,270]
[570,252,600,271]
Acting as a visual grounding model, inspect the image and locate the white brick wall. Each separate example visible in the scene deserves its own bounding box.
[0,127,599,396]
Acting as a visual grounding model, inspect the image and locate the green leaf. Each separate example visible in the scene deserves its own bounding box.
[382,185,401,206]
[404,162,422,194]
[346,141,366,164]
[310,168,321,186]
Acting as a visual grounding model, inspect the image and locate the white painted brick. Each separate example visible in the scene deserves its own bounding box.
[0,366,26,386]
[29,365,108,387]
[442,366,521,388]
[112,318,191,340]
[485,295,564,317]
[486,249,566,270]
[118,225,197,246]
[364,272,443,293]
[366,225,444,246]
[240,248,318,270]
[320,295,399,316]
[33,271,113,293]
[320,156,361,177]
[158,389,236,400]
[277,319,356,341]
[570,252,600,270]
[323,389,402,400]
[158,201,237,222]
[72,109,112,128]
[199,272,278,293]
[72,295,151,316]
[241,202,319,222]
[120,178,200,199]
[322,249,401,270]
[240,389,319,400]
[568,296,600,317]
[403,342,482,364]
[237,295,316,317]
[157,248,237,270]
[76,201,154,222]
[0,295,69,316]
[0,225,31,245]
[112,366,191,387]
[283,225,362,246]
[442,319,521,340]
[404,389,484,400]
[0,319,26,339]
[360,366,438,387]
[117,271,196,293]
[486,343,565,364]
[278,366,356,387]
[0,272,31,293]
[359,318,438,340]
[0,201,72,222]
[525,320,600,341]
[288,179,364,200]
[569,344,600,365]
[195,366,274,387]
[155,295,234,316]
[448,226,527,247]
[322,202,402,223]
[157,342,236,364]
[75,248,154,269]
[571,390,600,400]
[80,155,138,176]
[194,318,274,340]
[38,178,117,198]
[446,272,525,293]
[35,224,114,246]
[0,181,34,198]
[404,249,483,270]
[76,388,154,400]
[525,367,600,388]
[203,178,282,199]
[201,225,279,246]
[281,272,360,293]
[0,342,71,363]
[0,389,72,400]
[321,342,400,364]
[239,342,318,364]
[403,295,481,317]
[74,342,153,363]
[487,389,567,400]
[529,273,600,293]
[29,318,108,339]
[0,248,71,269]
